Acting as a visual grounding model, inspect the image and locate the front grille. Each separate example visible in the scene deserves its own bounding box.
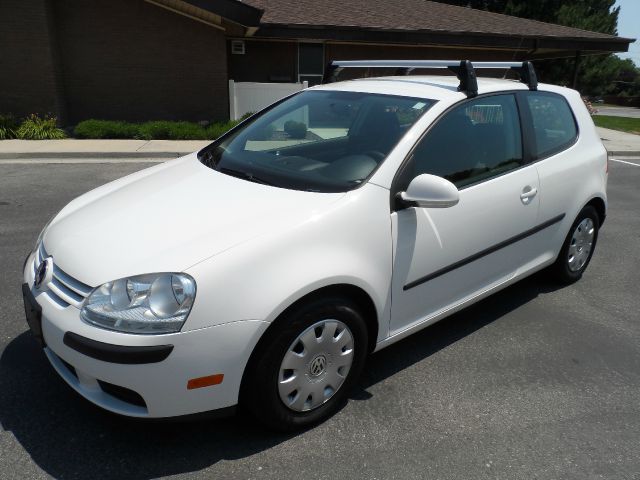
[34,243,93,308]
[97,380,147,408]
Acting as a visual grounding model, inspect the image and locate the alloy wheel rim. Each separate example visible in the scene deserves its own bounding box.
[567,218,595,272]
[278,319,354,412]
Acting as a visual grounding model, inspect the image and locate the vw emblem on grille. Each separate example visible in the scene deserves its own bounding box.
[34,257,53,289]
[309,355,327,377]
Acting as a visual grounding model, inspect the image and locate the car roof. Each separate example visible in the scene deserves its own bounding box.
[310,76,565,102]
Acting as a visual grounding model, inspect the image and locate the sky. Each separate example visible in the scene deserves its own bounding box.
[615,0,640,65]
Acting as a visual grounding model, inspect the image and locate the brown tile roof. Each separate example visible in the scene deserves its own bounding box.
[241,0,626,41]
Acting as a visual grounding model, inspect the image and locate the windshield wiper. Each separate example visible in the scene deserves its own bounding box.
[200,148,223,168]
[219,167,276,186]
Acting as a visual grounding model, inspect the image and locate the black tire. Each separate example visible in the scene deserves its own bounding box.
[550,205,600,284]
[240,296,368,431]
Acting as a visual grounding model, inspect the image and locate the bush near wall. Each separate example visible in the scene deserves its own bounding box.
[73,120,139,139]
[0,114,19,139]
[138,121,206,140]
[0,113,66,139]
[74,116,252,140]
[1,114,253,140]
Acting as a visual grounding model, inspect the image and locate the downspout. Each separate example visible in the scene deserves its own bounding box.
[572,51,582,89]
[526,38,539,60]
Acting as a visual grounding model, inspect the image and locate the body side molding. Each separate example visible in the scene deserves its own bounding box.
[404,213,566,291]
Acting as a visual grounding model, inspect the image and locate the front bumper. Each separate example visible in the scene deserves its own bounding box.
[23,251,268,418]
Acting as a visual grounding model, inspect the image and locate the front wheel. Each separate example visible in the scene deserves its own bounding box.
[550,205,600,284]
[241,296,368,431]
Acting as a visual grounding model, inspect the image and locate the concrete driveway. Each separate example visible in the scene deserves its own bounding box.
[594,105,640,118]
[1,160,639,480]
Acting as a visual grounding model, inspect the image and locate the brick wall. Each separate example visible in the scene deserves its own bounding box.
[1,0,230,125]
[0,0,62,120]
[228,40,298,83]
[52,0,229,123]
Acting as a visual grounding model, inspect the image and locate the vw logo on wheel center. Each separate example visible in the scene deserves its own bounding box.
[308,354,327,377]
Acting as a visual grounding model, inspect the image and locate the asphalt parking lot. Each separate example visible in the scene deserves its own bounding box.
[1,159,639,480]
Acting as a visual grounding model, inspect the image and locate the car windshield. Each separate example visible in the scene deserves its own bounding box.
[198,90,436,192]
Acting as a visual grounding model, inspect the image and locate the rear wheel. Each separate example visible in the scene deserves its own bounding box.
[551,205,599,284]
[241,296,368,431]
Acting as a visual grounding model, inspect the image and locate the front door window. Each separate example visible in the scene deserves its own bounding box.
[403,94,524,190]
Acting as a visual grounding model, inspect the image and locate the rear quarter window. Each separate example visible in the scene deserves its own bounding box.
[525,92,578,159]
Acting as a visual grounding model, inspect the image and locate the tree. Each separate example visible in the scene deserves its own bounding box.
[503,0,564,23]
[556,1,619,36]
[436,0,619,33]
[533,1,620,95]
[432,0,623,95]
[608,58,640,97]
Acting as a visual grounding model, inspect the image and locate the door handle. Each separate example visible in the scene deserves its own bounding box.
[520,186,538,205]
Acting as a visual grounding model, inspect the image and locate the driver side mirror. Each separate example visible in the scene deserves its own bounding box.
[398,174,459,208]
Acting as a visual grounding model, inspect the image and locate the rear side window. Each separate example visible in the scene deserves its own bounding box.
[406,94,523,189]
[525,92,578,158]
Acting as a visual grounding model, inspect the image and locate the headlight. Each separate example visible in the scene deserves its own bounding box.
[80,273,196,334]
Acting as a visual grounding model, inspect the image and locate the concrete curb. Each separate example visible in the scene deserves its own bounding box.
[0,158,165,164]
[607,151,640,157]
[0,151,188,159]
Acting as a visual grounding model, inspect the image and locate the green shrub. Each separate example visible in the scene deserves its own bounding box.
[16,114,66,140]
[136,121,172,140]
[0,113,19,140]
[284,120,307,139]
[74,119,139,139]
[138,121,207,140]
[206,120,240,140]
[73,118,243,140]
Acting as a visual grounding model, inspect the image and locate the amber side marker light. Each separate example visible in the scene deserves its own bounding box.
[187,374,224,390]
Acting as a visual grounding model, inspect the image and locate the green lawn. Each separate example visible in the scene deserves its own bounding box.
[593,115,640,135]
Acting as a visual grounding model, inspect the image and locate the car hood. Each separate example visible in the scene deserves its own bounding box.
[44,154,345,287]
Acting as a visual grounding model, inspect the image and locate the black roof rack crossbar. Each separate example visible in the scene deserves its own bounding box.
[322,60,538,96]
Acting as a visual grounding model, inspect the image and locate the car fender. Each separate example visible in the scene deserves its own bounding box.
[183,183,393,344]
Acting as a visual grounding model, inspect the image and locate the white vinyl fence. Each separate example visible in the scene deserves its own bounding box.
[228,80,308,120]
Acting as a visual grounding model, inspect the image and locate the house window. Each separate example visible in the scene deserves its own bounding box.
[298,43,324,86]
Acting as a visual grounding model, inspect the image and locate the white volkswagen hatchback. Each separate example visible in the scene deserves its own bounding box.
[22,61,607,430]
